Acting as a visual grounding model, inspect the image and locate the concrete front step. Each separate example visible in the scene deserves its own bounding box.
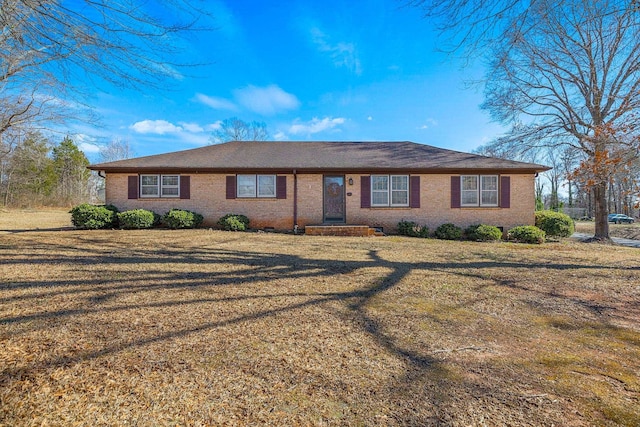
[304,224,382,237]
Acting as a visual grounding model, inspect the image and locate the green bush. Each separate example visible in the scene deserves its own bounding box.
[465,224,503,241]
[535,210,574,238]
[217,214,250,231]
[397,220,429,238]
[117,209,157,229]
[508,225,546,244]
[434,223,463,240]
[161,209,204,229]
[69,204,118,229]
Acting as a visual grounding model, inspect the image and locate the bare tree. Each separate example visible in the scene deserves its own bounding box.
[210,118,270,144]
[0,0,212,138]
[99,139,134,163]
[412,0,640,239]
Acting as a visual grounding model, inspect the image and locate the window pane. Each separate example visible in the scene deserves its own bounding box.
[372,191,389,205]
[141,186,159,196]
[481,176,498,191]
[371,175,388,191]
[162,187,179,196]
[141,175,158,186]
[481,190,498,205]
[461,190,478,205]
[462,176,477,191]
[237,175,256,197]
[162,175,179,186]
[391,175,408,190]
[257,175,276,197]
[391,190,408,205]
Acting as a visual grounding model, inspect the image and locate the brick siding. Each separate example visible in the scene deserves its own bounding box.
[105,172,535,232]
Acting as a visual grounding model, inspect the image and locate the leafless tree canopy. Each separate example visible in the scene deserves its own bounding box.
[210,118,271,144]
[411,0,640,238]
[0,0,211,137]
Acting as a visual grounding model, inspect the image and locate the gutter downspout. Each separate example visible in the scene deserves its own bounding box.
[293,169,298,234]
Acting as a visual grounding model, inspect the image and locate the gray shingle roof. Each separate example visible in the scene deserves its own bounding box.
[89,141,550,173]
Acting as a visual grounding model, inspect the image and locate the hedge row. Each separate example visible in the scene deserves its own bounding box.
[397,220,548,244]
[70,204,203,230]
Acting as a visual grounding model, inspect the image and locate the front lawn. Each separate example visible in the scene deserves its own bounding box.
[1,210,639,425]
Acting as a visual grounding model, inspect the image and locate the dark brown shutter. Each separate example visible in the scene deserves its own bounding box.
[276,176,287,199]
[179,175,190,199]
[128,175,139,199]
[226,176,236,199]
[361,176,371,208]
[500,176,511,208]
[451,176,461,208]
[409,176,420,208]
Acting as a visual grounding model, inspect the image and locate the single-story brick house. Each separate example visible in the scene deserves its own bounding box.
[88,140,549,233]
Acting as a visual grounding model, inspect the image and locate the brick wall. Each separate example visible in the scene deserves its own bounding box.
[106,172,535,232]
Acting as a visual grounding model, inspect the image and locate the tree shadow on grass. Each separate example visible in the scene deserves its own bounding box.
[1,233,638,424]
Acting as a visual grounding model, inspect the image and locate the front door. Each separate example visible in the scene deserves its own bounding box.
[323,175,345,223]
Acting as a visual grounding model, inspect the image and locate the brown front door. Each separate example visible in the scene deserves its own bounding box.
[323,175,345,223]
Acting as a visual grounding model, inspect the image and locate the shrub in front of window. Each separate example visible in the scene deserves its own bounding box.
[507,226,546,244]
[534,210,574,238]
[161,209,204,229]
[465,224,502,241]
[397,220,429,238]
[434,223,463,240]
[69,204,119,229]
[117,209,157,229]
[217,214,251,231]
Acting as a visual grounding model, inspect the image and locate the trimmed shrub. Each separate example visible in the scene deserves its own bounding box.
[162,209,203,229]
[508,225,546,244]
[217,214,250,231]
[397,220,429,238]
[69,204,118,229]
[434,223,463,240]
[465,224,502,242]
[535,210,574,238]
[117,209,157,229]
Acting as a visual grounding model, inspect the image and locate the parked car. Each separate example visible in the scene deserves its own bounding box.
[608,213,635,224]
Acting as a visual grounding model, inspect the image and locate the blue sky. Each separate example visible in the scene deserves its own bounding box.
[76,0,505,162]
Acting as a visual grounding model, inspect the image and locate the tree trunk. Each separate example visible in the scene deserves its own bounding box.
[593,182,609,240]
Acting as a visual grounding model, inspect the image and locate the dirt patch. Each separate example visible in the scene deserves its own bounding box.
[1,210,639,426]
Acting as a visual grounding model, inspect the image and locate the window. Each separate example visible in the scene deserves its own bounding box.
[371,175,409,207]
[140,174,179,198]
[237,174,276,198]
[461,175,498,207]
[161,175,179,197]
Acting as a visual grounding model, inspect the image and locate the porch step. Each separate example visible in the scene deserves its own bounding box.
[304,225,381,237]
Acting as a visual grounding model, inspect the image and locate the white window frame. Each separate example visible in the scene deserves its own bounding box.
[237,174,276,198]
[371,175,409,207]
[140,174,180,198]
[461,175,499,207]
[480,175,498,206]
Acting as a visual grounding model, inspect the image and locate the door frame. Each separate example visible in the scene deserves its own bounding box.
[322,175,346,223]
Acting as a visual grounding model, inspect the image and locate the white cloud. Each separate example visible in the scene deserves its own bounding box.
[418,118,439,130]
[130,120,183,135]
[72,134,101,154]
[179,122,204,133]
[289,117,346,135]
[195,93,238,111]
[367,116,373,121]
[233,85,300,115]
[205,121,222,131]
[273,131,288,141]
[310,27,362,75]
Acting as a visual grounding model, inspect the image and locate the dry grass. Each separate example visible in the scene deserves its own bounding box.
[1,209,639,426]
[575,220,640,240]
